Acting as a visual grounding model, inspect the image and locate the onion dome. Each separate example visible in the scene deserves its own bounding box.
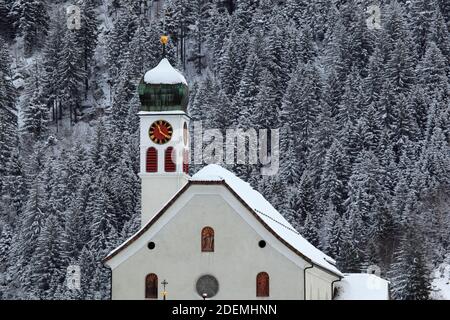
[138,58,189,112]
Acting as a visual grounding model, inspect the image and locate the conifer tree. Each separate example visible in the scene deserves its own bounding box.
[280,61,322,164]
[297,26,316,65]
[11,0,48,55]
[416,42,449,96]
[282,0,308,28]
[410,0,435,57]
[390,225,432,300]
[0,41,16,113]
[231,0,258,34]
[319,139,349,215]
[438,0,450,27]
[338,217,363,273]
[385,34,416,95]
[345,150,385,266]
[22,91,49,141]
[59,29,85,124]
[250,69,279,130]
[76,0,99,96]
[0,41,17,180]
[279,129,301,184]
[0,224,12,271]
[32,214,66,297]
[234,45,263,128]
[321,201,343,259]
[303,211,320,249]
[0,0,15,40]
[419,127,450,193]
[218,30,250,98]
[188,0,211,74]
[2,146,27,224]
[88,175,118,253]
[41,9,65,113]
[109,60,138,133]
[363,44,384,108]
[106,7,138,78]
[205,3,229,71]
[13,174,46,292]
[90,119,108,168]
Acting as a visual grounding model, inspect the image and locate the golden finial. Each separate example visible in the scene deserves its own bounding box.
[160,35,169,45]
[160,35,169,58]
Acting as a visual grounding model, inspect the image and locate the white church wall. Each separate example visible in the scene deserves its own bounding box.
[140,174,188,226]
[110,185,319,300]
[306,268,337,300]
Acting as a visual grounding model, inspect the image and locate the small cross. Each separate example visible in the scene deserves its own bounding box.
[161,279,168,300]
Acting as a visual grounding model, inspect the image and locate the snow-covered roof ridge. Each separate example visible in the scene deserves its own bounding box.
[191,164,342,276]
[144,58,188,85]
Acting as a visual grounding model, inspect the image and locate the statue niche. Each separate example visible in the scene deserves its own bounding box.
[201,227,214,252]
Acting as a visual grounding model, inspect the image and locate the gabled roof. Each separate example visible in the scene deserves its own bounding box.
[104,165,342,277]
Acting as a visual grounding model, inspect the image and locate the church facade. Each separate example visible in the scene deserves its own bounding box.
[103,53,345,300]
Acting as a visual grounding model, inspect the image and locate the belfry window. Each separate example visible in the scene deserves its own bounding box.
[146,148,158,172]
[165,147,176,172]
[256,272,269,297]
[201,227,214,252]
[145,273,158,299]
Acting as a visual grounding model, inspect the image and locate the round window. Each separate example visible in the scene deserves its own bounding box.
[147,242,155,250]
[196,275,219,298]
[258,240,266,248]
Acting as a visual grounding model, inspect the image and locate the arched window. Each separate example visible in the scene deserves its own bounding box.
[201,227,214,252]
[183,149,189,174]
[165,147,176,172]
[145,273,158,299]
[146,148,158,173]
[256,272,269,297]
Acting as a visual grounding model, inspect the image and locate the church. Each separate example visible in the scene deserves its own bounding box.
[103,39,389,300]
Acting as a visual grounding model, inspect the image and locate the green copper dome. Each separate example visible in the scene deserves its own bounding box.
[138,58,189,112]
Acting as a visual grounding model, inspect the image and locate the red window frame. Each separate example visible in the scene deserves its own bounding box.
[165,147,176,172]
[146,147,158,172]
[256,272,269,297]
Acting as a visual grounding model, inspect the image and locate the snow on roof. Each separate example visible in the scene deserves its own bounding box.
[144,58,187,85]
[334,273,390,300]
[191,164,343,276]
[138,110,187,116]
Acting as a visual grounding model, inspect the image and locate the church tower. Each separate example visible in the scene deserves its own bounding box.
[137,37,190,226]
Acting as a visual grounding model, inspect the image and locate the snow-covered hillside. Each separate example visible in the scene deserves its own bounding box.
[0,0,449,300]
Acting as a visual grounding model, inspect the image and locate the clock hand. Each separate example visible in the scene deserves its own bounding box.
[160,132,171,139]
[157,125,171,139]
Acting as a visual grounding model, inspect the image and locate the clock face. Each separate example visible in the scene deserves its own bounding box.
[149,120,173,144]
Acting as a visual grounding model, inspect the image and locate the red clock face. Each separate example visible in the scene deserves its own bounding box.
[149,120,173,144]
